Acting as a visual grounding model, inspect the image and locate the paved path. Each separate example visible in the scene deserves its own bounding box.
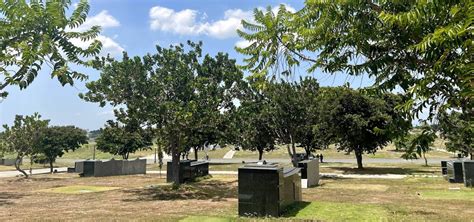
[0,167,67,178]
[147,170,436,179]
[223,150,236,159]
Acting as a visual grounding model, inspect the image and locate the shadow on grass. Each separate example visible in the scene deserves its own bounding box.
[0,192,25,206]
[281,201,312,218]
[328,167,436,175]
[122,179,237,202]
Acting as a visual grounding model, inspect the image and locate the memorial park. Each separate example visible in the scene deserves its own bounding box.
[0,0,473,221]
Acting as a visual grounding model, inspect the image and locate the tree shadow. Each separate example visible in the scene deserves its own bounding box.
[0,192,25,206]
[281,201,312,218]
[122,179,237,202]
[328,167,436,175]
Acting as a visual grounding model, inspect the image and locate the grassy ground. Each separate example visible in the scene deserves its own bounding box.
[233,139,453,160]
[0,172,472,221]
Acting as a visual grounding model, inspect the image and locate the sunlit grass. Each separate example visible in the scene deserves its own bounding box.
[40,185,121,194]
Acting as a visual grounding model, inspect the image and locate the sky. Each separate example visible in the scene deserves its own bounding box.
[0,0,375,131]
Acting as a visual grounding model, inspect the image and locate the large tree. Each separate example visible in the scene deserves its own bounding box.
[0,0,102,98]
[438,111,473,160]
[2,113,49,177]
[264,77,321,165]
[36,126,88,172]
[81,42,243,184]
[237,1,473,121]
[235,80,277,160]
[318,87,410,169]
[95,120,153,160]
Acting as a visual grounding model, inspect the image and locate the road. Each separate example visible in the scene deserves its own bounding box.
[0,167,67,178]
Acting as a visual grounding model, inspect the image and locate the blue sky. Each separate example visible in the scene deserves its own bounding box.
[0,0,374,131]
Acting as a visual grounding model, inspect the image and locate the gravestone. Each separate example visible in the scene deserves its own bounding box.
[441,160,448,180]
[166,160,209,183]
[298,159,319,188]
[238,163,302,217]
[462,161,474,187]
[447,161,464,183]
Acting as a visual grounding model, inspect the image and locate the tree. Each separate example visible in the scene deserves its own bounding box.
[236,80,277,160]
[88,129,103,141]
[237,1,473,121]
[2,113,49,178]
[265,80,306,165]
[318,87,410,169]
[36,126,88,172]
[438,111,473,160]
[0,0,102,98]
[406,124,437,166]
[81,41,243,185]
[95,120,153,160]
[0,132,6,158]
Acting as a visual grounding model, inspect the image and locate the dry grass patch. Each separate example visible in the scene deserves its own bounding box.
[40,185,121,194]
[321,183,389,192]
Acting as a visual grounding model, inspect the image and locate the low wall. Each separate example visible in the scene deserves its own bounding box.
[77,159,146,177]
[0,158,18,166]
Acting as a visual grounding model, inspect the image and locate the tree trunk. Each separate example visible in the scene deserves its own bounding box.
[470,152,473,160]
[423,152,428,166]
[258,149,263,160]
[194,146,198,160]
[290,135,298,167]
[355,150,363,169]
[171,145,181,186]
[49,159,54,173]
[305,147,311,160]
[15,156,28,178]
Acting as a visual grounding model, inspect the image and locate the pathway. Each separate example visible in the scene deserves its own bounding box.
[223,150,236,159]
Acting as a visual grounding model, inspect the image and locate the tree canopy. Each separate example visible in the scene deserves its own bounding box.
[317,87,411,169]
[1,113,49,177]
[81,41,244,184]
[0,0,102,98]
[237,1,473,119]
[438,111,473,159]
[95,120,153,160]
[36,125,88,172]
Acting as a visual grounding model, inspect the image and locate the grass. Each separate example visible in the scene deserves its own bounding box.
[0,172,472,221]
[420,190,474,201]
[40,185,120,194]
[284,201,388,221]
[233,139,454,160]
[0,165,15,171]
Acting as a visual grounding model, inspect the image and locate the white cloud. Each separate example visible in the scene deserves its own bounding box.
[235,40,253,48]
[149,7,255,39]
[75,10,120,32]
[69,10,124,56]
[149,4,295,39]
